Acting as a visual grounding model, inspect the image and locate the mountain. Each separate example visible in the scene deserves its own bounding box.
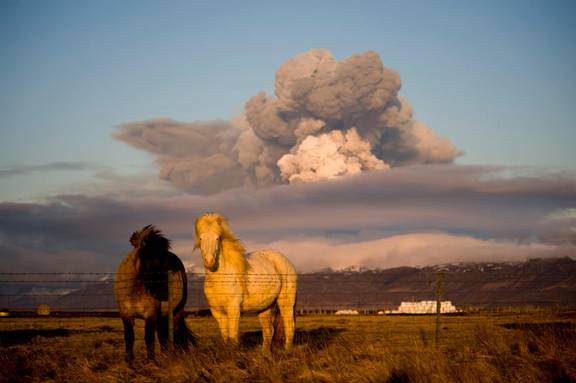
[295,257,576,310]
[2,258,575,312]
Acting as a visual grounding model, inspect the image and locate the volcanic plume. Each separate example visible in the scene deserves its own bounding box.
[114,49,460,193]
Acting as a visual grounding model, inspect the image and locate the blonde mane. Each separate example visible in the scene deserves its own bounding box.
[195,213,249,275]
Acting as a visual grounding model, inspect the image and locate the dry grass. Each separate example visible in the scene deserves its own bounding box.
[1,310,575,382]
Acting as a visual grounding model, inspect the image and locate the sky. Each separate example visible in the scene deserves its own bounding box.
[0,0,575,273]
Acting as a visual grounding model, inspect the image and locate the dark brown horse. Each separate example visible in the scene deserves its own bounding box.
[115,225,194,362]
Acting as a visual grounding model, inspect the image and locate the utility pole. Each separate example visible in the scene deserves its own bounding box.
[435,271,444,347]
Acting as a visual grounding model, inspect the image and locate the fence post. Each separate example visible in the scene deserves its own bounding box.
[167,271,174,350]
[435,271,444,348]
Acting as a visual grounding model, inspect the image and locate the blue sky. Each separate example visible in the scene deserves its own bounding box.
[0,1,575,272]
[2,1,575,182]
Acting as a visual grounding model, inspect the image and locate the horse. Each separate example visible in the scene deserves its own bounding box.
[115,225,194,362]
[194,212,297,353]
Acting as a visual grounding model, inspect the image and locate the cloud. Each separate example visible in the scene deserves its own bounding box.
[113,118,246,194]
[277,128,389,183]
[542,208,576,245]
[114,49,460,194]
[0,165,574,272]
[245,233,573,272]
[0,161,101,178]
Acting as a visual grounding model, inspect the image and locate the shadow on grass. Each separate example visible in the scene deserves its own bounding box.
[499,322,574,331]
[240,327,345,350]
[0,325,119,347]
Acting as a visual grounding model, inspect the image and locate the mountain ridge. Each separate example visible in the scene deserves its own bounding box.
[2,257,574,311]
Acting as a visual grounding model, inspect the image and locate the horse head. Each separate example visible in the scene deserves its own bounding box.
[194,213,231,271]
[130,225,171,271]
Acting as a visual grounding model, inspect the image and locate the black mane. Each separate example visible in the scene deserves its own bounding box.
[131,224,172,252]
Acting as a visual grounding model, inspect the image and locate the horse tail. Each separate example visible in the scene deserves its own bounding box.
[174,311,197,350]
[271,301,285,349]
[171,254,196,350]
[269,252,297,350]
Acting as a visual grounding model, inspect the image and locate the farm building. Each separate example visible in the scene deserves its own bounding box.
[334,309,360,315]
[386,300,459,314]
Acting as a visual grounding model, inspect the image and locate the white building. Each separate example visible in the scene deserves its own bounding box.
[334,309,360,315]
[386,300,459,314]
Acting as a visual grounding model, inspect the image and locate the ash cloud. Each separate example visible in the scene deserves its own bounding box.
[0,165,574,272]
[0,161,100,178]
[277,128,389,183]
[114,118,245,194]
[116,49,460,193]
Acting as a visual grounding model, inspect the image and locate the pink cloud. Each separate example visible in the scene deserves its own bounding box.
[245,233,574,272]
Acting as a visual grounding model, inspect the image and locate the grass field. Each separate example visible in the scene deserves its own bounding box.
[1,309,575,382]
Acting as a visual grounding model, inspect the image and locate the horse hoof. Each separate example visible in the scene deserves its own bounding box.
[125,354,135,366]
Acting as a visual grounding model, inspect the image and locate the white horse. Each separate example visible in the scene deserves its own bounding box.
[194,212,297,352]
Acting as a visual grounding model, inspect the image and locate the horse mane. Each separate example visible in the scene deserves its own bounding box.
[132,224,172,253]
[195,213,248,275]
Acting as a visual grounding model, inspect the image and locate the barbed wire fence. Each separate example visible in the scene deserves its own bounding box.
[0,271,573,347]
[1,270,573,311]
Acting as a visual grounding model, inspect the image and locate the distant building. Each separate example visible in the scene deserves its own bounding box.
[386,300,459,314]
[334,309,359,315]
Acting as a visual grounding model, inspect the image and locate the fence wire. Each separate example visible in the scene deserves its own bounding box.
[0,271,573,314]
[1,271,573,351]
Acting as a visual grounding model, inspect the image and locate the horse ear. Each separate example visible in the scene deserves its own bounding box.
[129,231,139,247]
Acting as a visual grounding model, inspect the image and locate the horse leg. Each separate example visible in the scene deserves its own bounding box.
[174,311,193,351]
[258,307,274,355]
[279,304,295,351]
[211,309,229,341]
[122,318,135,363]
[157,314,169,352]
[226,305,241,346]
[277,294,296,351]
[144,317,156,360]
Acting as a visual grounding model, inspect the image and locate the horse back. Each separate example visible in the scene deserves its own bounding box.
[248,250,296,278]
[241,250,296,311]
[114,250,188,318]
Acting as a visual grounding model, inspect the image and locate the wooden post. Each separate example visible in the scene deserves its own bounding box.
[435,271,444,347]
[167,271,174,350]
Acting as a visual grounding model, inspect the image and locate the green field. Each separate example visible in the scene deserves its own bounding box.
[1,310,575,382]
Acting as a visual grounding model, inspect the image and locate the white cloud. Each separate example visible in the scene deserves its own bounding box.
[245,233,573,272]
